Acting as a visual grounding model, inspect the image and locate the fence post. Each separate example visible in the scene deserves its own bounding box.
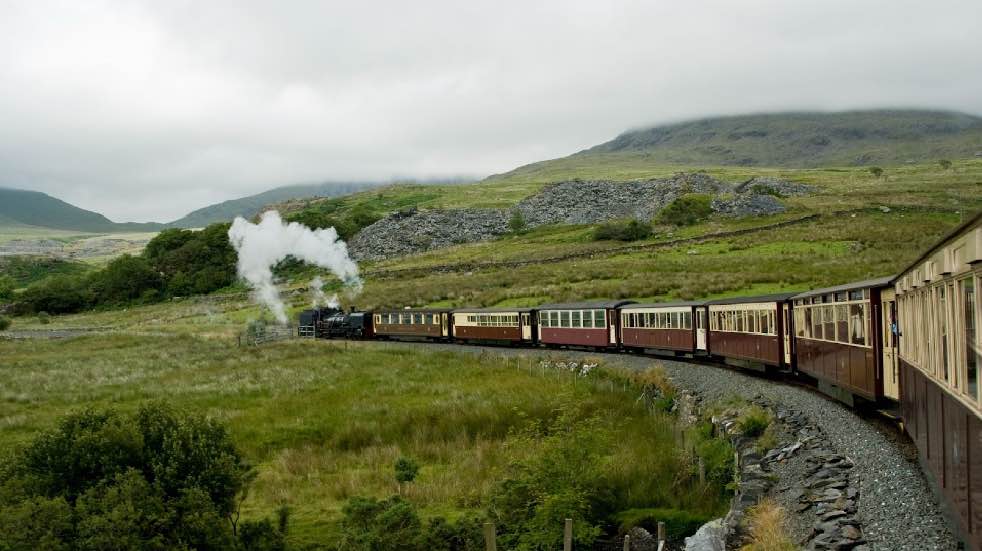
[698,457,706,485]
[563,518,573,551]
[483,522,496,551]
[657,521,666,546]
[623,533,630,551]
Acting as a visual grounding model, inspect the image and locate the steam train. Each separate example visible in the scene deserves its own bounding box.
[299,212,982,548]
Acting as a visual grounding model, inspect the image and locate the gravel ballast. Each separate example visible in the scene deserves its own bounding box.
[362,341,959,550]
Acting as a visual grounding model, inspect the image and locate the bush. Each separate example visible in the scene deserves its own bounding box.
[593,219,652,241]
[737,406,772,438]
[508,209,527,234]
[37,311,50,325]
[657,194,714,226]
[0,274,15,301]
[16,274,91,314]
[869,166,883,178]
[339,495,482,551]
[0,403,282,550]
[939,159,952,170]
[394,457,420,484]
[0,316,10,331]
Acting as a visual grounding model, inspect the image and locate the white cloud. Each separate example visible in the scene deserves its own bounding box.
[0,0,980,221]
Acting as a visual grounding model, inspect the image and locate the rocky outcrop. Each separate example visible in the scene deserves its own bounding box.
[348,173,813,261]
[349,208,508,261]
[514,172,732,226]
[711,194,786,218]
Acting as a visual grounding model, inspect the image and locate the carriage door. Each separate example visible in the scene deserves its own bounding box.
[881,291,900,400]
[521,314,532,341]
[782,304,793,365]
[608,309,617,345]
[696,308,707,350]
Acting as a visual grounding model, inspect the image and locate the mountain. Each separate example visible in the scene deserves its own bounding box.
[168,182,383,228]
[569,109,982,169]
[0,188,164,232]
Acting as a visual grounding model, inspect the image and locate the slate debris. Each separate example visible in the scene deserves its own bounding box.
[348,173,811,260]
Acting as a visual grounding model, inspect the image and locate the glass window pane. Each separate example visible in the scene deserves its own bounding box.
[836,305,848,343]
[963,278,978,400]
[561,311,570,327]
[824,306,836,341]
[571,310,581,328]
[583,312,593,328]
[596,310,605,327]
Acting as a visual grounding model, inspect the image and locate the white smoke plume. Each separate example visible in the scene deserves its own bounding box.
[309,275,339,309]
[228,211,360,324]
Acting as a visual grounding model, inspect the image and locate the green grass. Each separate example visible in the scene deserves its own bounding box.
[0,335,728,548]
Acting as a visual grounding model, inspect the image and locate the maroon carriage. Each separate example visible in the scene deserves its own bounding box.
[706,293,797,370]
[451,308,536,344]
[536,301,634,348]
[372,308,452,340]
[619,301,708,355]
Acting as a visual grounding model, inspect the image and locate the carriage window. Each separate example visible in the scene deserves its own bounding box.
[849,304,866,346]
[571,310,581,328]
[962,278,978,401]
[823,306,835,342]
[683,311,692,330]
[940,286,949,382]
[551,311,559,326]
[835,305,848,343]
[735,311,743,332]
[595,310,605,327]
[812,308,823,340]
[760,311,771,335]
[849,290,864,301]
[561,311,570,328]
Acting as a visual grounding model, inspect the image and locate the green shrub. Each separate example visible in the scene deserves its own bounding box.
[657,194,714,226]
[593,219,652,241]
[339,495,482,551]
[37,311,50,325]
[0,403,281,550]
[0,316,10,331]
[612,508,713,540]
[0,274,15,301]
[737,406,772,438]
[16,274,90,314]
[508,209,527,234]
[869,166,884,178]
[939,159,952,170]
[690,421,735,486]
[394,457,420,484]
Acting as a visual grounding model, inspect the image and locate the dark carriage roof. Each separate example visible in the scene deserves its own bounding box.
[705,292,799,305]
[374,307,453,313]
[792,276,895,300]
[537,300,636,309]
[452,307,535,313]
[622,301,706,309]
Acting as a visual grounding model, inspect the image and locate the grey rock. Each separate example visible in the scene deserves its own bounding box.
[683,518,726,551]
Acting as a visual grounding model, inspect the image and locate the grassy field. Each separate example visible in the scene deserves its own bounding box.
[0,332,728,548]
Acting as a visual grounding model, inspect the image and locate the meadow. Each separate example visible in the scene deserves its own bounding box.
[0,331,731,548]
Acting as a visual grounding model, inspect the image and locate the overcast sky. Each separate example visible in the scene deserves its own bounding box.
[1,0,981,222]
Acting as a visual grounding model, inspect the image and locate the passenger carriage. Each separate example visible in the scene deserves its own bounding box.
[619,302,708,355]
[372,308,452,340]
[894,212,982,548]
[706,293,796,370]
[537,301,634,348]
[790,277,894,405]
[451,308,536,344]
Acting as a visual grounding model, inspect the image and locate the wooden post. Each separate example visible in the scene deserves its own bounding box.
[563,518,573,551]
[698,457,706,485]
[483,522,496,551]
[657,521,666,545]
[623,533,630,551]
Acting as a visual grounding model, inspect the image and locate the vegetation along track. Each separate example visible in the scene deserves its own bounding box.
[363,339,959,550]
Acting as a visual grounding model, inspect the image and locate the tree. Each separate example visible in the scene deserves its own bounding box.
[869,166,884,178]
[939,159,952,170]
[508,209,527,234]
[0,274,15,301]
[16,275,90,314]
[394,457,420,488]
[92,255,163,305]
[0,403,282,550]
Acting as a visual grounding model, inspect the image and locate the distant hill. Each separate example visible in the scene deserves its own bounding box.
[576,110,982,168]
[0,188,163,233]
[168,182,384,228]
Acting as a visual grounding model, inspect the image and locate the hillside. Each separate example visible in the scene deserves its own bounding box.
[488,110,982,184]
[0,188,163,233]
[168,181,383,228]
